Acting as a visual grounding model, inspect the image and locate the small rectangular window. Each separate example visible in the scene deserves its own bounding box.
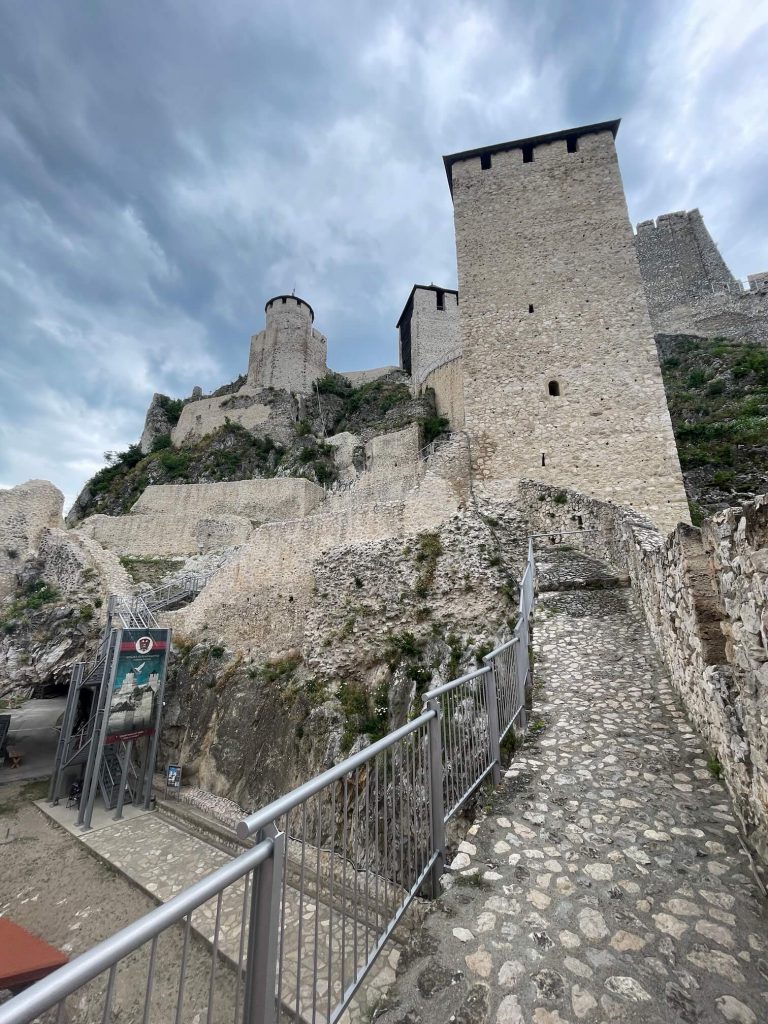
[480,153,492,170]
[522,145,534,164]
[436,290,445,310]
[566,135,578,154]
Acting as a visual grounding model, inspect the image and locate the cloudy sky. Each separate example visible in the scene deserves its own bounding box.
[1,0,767,507]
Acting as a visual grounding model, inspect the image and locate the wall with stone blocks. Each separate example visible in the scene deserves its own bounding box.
[171,465,466,653]
[516,480,768,864]
[421,355,465,430]
[645,290,768,345]
[133,478,325,522]
[635,209,768,344]
[341,366,400,388]
[0,480,64,600]
[77,512,254,557]
[171,387,298,447]
[451,128,690,536]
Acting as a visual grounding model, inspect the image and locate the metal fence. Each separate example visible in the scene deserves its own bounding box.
[0,542,536,1024]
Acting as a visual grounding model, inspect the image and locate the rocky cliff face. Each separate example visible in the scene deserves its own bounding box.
[159,504,525,810]
[0,524,131,700]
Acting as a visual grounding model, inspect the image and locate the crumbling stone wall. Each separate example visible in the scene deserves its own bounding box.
[77,511,254,557]
[516,480,768,864]
[170,464,467,656]
[171,387,297,447]
[0,480,64,600]
[450,127,690,535]
[341,367,400,388]
[133,478,325,521]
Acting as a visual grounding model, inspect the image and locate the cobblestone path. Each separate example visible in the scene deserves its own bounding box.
[378,549,768,1024]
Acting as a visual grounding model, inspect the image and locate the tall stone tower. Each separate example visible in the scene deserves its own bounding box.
[444,120,690,534]
[247,294,327,395]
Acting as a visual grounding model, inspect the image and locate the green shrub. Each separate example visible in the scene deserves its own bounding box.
[158,396,185,425]
[151,434,172,452]
[422,415,450,445]
[686,369,708,388]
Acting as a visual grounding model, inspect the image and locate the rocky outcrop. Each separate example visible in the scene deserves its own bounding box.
[0,480,63,599]
[0,481,131,700]
[140,393,178,454]
[159,504,522,811]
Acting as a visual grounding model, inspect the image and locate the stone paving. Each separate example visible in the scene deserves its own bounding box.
[377,548,768,1024]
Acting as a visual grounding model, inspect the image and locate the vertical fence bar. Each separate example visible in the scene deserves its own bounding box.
[425,700,445,896]
[485,662,501,785]
[243,829,283,1024]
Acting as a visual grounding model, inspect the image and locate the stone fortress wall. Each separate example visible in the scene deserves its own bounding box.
[446,121,690,536]
[169,437,470,653]
[422,355,464,430]
[515,480,768,866]
[132,478,325,521]
[73,426,457,559]
[341,366,400,387]
[635,209,768,344]
[171,380,299,448]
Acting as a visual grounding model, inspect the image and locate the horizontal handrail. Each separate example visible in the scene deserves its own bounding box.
[0,838,274,1024]
[483,635,520,660]
[421,664,490,702]
[236,708,435,839]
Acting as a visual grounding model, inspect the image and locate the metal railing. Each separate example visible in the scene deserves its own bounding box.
[3,541,536,1024]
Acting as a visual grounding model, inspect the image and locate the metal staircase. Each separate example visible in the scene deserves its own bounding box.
[99,741,139,810]
[48,572,209,820]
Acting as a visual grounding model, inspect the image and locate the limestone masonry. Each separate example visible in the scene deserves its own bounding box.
[445,120,690,534]
[635,208,768,344]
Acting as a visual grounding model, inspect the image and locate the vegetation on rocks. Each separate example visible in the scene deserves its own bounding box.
[70,371,448,521]
[657,335,768,519]
[71,423,286,519]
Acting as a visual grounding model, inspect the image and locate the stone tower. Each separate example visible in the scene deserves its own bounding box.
[247,294,327,395]
[397,285,460,390]
[444,120,690,534]
[635,210,736,329]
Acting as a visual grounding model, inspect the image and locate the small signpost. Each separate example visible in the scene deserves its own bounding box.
[165,763,182,797]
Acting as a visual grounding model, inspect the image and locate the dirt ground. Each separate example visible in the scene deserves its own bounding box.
[0,781,239,1023]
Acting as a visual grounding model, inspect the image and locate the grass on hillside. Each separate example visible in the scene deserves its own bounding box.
[659,337,768,518]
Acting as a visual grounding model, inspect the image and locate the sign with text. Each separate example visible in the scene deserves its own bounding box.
[106,629,171,743]
[166,764,182,789]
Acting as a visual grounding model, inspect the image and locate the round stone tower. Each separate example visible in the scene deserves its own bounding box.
[247,294,328,395]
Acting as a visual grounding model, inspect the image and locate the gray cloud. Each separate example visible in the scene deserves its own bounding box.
[1,0,766,506]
